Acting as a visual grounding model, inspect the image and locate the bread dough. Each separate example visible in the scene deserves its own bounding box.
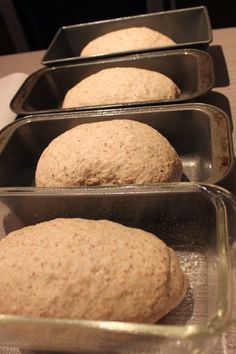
[62,67,180,109]
[35,119,183,187]
[80,27,175,56]
[0,217,186,322]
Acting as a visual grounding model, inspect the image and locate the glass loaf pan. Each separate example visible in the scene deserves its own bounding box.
[0,183,235,354]
[10,49,214,116]
[0,103,233,187]
[42,6,212,66]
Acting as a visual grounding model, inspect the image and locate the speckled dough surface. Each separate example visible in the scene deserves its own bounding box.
[62,67,180,109]
[35,119,183,187]
[0,218,186,322]
[80,27,176,56]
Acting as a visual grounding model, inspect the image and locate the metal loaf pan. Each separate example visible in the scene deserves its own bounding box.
[42,6,212,66]
[0,184,236,354]
[10,49,214,116]
[0,103,233,187]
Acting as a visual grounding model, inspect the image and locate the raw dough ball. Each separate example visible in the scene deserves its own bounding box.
[62,67,180,109]
[35,119,183,187]
[80,27,175,56]
[0,218,186,323]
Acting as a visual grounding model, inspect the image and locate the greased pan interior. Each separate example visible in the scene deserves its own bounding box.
[11,49,214,116]
[0,104,233,187]
[42,6,212,66]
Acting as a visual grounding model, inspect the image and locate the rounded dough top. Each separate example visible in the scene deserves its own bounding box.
[62,67,180,109]
[35,119,183,187]
[0,217,186,322]
[80,27,176,56]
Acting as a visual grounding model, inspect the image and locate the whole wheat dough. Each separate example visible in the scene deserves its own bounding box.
[35,119,183,187]
[80,27,175,56]
[62,67,180,109]
[0,218,186,322]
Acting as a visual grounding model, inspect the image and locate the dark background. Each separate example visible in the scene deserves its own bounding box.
[0,0,236,55]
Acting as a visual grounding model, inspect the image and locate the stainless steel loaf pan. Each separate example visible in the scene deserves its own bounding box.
[42,6,212,66]
[0,103,233,187]
[0,183,235,354]
[10,49,214,116]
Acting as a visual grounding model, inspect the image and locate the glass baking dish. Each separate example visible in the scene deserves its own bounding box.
[0,183,235,354]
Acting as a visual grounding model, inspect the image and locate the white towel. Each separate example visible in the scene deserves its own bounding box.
[0,72,28,130]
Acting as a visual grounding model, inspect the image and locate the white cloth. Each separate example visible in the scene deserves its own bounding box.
[0,72,28,130]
